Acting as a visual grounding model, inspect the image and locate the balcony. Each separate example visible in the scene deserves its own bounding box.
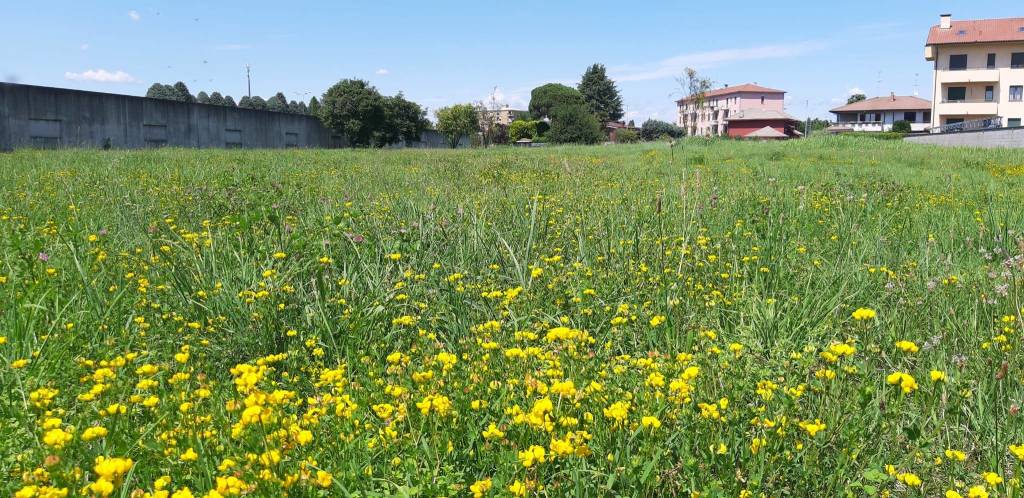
[937,69,1000,84]
[937,100,998,115]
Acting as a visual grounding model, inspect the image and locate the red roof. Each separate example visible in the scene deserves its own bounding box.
[676,83,785,103]
[830,95,931,113]
[926,18,1024,45]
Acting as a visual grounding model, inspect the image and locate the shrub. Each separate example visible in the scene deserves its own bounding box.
[546,105,604,144]
[509,120,538,142]
[891,120,912,134]
[615,128,640,143]
[640,119,684,141]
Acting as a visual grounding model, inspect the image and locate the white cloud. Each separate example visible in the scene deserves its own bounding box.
[611,41,826,82]
[64,69,137,83]
[128,10,141,21]
[215,43,250,50]
[848,87,863,95]
[80,43,89,51]
[375,68,390,75]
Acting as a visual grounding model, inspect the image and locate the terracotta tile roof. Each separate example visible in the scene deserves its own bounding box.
[724,109,797,122]
[926,18,1024,45]
[676,83,785,103]
[830,96,931,113]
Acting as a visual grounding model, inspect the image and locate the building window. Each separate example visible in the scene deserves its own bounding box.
[985,86,994,102]
[987,53,996,69]
[903,112,917,122]
[923,111,931,123]
[1008,118,1022,128]
[949,54,968,70]
[946,87,967,102]
[946,118,965,125]
[1011,86,1024,102]
[1012,53,1024,68]
[143,124,168,148]
[760,96,765,104]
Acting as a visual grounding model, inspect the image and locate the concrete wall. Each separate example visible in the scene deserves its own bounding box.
[904,127,1024,148]
[0,83,344,150]
[0,83,467,150]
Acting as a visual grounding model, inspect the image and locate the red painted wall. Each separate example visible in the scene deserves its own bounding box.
[726,119,794,138]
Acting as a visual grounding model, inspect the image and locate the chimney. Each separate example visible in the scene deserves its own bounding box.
[890,92,896,101]
[940,14,952,29]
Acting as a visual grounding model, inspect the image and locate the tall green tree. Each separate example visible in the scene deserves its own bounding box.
[267,92,289,112]
[320,79,387,147]
[249,96,268,110]
[172,82,195,103]
[208,92,225,106]
[529,84,585,120]
[434,104,479,148]
[196,91,211,104]
[308,97,322,117]
[378,93,429,146]
[847,94,867,105]
[578,63,623,122]
[223,96,237,107]
[238,96,253,108]
[546,104,604,144]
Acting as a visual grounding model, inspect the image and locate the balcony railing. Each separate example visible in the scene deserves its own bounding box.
[940,98,995,104]
[928,116,1002,134]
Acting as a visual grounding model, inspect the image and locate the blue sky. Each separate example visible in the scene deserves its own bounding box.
[2,1,1020,121]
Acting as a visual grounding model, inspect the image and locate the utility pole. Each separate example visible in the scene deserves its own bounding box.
[246,65,252,98]
[805,99,811,138]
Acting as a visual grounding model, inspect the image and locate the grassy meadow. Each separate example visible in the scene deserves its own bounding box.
[2,137,1024,497]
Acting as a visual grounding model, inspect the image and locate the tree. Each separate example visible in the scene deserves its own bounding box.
[546,104,604,144]
[208,92,225,106]
[891,120,912,134]
[378,93,429,146]
[267,92,289,112]
[308,97,322,117]
[224,96,236,107]
[196,91,210,104]
[509,120,538,142]
[639,119,684,141]
[475,101,497,147]
[847,94,867,105]
[249,96,268,111]
[578,63,624,122]
[172,82,195,103]
[435,104,479,148]
[529,83,585,120]
[296,101,309,115]
[238,96,253,108]
[320,79,387,147]
[145,83,173,100]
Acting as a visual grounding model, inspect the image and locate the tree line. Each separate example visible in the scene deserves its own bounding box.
[145,81,318,115]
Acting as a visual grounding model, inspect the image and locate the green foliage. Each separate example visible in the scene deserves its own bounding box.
[320,79,387,147]
[172,82,194,103]
[237,96,253,108]
[640,119,684,141]
[208,92,225,106]
[378,93,430,146]
[248,96,268,111]
[578,63,624,122]
[267,92,289,113]
[794,118,831,135]
[529,83,585,120]
[308,97,321,117]
[195,91,210,104]
[615,128,639,143]
[546,104,604,144]
[847,93,867,105]
[223,95,236,107]
[434,103,479,148]
[891,120,912,134]
[508,120,539,142]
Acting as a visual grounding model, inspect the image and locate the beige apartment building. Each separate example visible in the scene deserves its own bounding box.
[480,105,525,127]
[925,14,1024,130]
[677,83,786,137]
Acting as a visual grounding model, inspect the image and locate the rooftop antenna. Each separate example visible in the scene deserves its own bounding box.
[245,65,252,98]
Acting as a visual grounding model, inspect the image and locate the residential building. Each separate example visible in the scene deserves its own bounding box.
[676,83,786,136]
[925,14,1024,131]
[603,121,638,143]
[480,105,525,127]
[724,109,801,139]
[828,94,932,132]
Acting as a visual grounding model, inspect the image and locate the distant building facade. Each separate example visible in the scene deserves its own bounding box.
[925,14,1024,130]
[677,83,786,136]
[481,105,525,127]
[828,94,932,132]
